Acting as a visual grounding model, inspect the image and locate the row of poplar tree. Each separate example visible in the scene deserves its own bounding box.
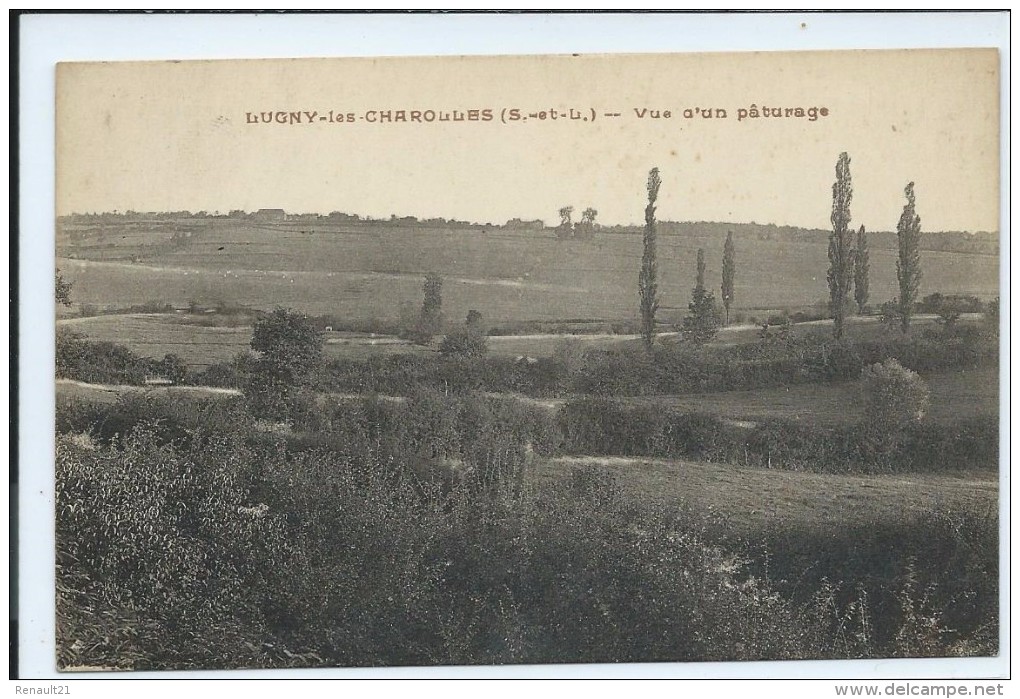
[637,168,736,350]
[637,152,924,349]
[828,151,922,339]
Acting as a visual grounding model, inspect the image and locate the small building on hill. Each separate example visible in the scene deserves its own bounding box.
[505,218,545,231]
[254,208,286,221]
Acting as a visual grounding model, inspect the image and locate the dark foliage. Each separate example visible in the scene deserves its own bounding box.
[56,392,998,669]
[56,330,157,385]
[56,270,74,307]
[250,308,324,385]
[896,182,923,332]
[828,152,855,339]
[439,327,489,358]
[639,168,661,350]
[554,398,997,475]
[246,309,325,420]
[303,326,999,400]
[854,225,869,314]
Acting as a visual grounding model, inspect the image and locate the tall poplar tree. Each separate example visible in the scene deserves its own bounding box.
[827,152,855,339]
[721,231,736,325]
[896,182,923,332]
[638,168,661,350]
[853,224,869,314]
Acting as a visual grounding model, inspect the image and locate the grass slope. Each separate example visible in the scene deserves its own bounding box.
[57,219,999,322]
[537,454,997,537]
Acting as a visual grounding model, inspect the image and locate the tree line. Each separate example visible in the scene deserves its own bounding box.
[827,152,922,338]
[639,168,737,350]
[556,206,600,240]
[637,152,928,348]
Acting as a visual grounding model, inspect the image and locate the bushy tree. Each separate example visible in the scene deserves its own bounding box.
[854,224,869,314]
[250,308,324,385]
[440,310,489,357]
[828,152,855,339]
[465,309,485,332]
[576,207,598,240]
[439,328,489,358]
[681,248,722,345]
[557,206,574,240]
[159,353,188,385]
[408,273,445,345]
[896,182,923,332]
[922,293,965,332]
[246,308,324,420]
[638,168,661,351]
[860,358,930,430]
[721,231,736,325]
[984,297,999,336]
[56,270,73,307]
[878,299,902,330]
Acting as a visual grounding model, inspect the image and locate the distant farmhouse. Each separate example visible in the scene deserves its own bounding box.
[504,218,545,231]
[254,208,286,221]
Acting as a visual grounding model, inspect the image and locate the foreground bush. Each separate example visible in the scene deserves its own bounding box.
[56,399,998,669]
[56,429,300,670]
[860,358,930,429]
[48,430,828,669]
[740,506,999,658]
[56,393,255,449]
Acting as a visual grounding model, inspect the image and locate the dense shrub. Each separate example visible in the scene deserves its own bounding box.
[56,330,153,385]
[56,392,255,449]
[555,398,997,475]
[56,428,298,670]
[917,293,985,316]
[554,330,995,398]
[158,353,188,384]
[55,431,836,669]
[65,319,995,402]
[57,424,996,669]
[194,359,250,387]
[438,327,489,357]
[56,392,998,669]
[57,332,193,386]
[742,416,998,475]
[747,506,999,658]
[860,359,930,430]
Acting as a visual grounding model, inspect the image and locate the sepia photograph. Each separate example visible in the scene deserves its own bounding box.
[24,15,1007,682]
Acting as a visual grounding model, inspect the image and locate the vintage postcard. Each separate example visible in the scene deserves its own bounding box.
[53,49,1000,672]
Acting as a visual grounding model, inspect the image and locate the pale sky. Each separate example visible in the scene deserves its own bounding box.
[56,49,1000,232]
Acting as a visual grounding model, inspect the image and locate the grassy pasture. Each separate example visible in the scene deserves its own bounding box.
[622,365,999,426]
[58,313,437,368]
[536,454,997,538]
[58,314,253,369]
[57,219,999,323]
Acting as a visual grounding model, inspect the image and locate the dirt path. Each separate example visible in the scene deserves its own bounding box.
[56,378,241,403]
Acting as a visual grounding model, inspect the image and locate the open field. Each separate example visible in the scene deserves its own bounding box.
[58,313,436,368]
[58,314,253,368]
[536,455,997,537]
[57,219,999,323]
